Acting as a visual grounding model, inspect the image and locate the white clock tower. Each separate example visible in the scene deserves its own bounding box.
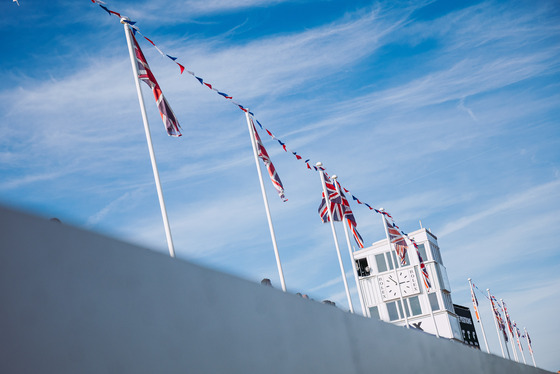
[353,227,463,341]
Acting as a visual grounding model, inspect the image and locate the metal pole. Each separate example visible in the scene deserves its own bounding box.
[122,20,175,258]
[403,235,439,337]
[468,279,489,353]
[487,289,505,358]
[514,321,527,364]
[245,112,286,292]
[380,213,409,328]
[317,163,354,313]
[524,327,537,367]
[501,299,519,362]
[332,175,368,317]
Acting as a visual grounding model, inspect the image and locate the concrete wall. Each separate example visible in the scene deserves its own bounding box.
[0,206,551,374]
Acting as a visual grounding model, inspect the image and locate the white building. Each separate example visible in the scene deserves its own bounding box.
[353,227,463,341]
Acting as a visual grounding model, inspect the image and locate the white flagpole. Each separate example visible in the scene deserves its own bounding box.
[468,279,490,353]
[122,20,175,258]
[524,327,537,367]
[331,175,367,317]
[514,321,527,364]
[402,235,439,337]
[245,112,286,292]
[487,288,506,358]
[317,163,354,313]
[501,298,519,362]
[380,212,409,328]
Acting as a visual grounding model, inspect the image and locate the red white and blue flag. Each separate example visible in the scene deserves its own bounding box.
[470,282,481,322]
[249,117,286,201]
[503,300,514,335]
[131,30,182,137]
[386,218,407,265]
[490,295,508,341]
[318,178,364,248]
[318,173,342,222]
[415,248,431,290]
[526,330,533,354]
[338,185,364,248]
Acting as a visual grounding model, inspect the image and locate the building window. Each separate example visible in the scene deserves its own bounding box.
[356,258,370,277]
[369,306,380,320]
[428,292,440,311]
[387,301,399,321]
[442,291,454,312]
[430,243,443,264]
[408,296,422,316]
[375,253,387,273]
[389,252,397,270]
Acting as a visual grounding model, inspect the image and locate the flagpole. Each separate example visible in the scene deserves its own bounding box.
[245,112,287,292]
[402,235,439,337]
[468,279,489,353]
[122,20,176,258]
[487,289,506,358]
[514,321,527,364]
[332,175,367,317]
[501,299,519,362]
[317,163,354,313]
[524,327,537,367]
[380,212,409,328]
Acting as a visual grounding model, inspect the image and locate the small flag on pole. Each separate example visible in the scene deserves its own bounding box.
[416,249,431,290]
[249,117,286,201]
[470,282,481,322]
[318,173,343,222]
[337,184,364,248]
[385,218,407,265]
[130,31,182,137]
[490,295,508,341]
[526,330,533,354]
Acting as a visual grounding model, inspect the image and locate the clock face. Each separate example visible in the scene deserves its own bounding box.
[378,273,401,301]
[397,268,420,297]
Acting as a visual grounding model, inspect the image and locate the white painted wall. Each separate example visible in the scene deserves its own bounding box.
[0,206,550,373]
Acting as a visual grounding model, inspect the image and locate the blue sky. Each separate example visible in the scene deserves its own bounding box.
[1,0,559,370]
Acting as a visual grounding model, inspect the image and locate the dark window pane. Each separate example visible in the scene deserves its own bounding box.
[369,306,380,320]
[375,254,387,273]
[429,292,440,311]
[408,296,422,316]
[387,301,399,321]
[356,258,370,277]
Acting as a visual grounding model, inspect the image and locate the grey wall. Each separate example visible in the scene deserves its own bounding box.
[0,206,551,373]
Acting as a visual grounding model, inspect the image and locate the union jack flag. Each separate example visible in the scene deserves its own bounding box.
[490,295,508,341]
[526,330,533,354]
[470,283,481,322]
[347,219,364,248]
[416,248,431,290]
[502,300,514,334]
[385,218,407,265]
[249,117,286,201]
[130,30,182,137]
[318,173,342,222]
[514,322,523,351]
[340,188,364,248]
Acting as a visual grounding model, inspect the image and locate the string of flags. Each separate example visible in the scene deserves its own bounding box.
[91,0,433,289]
[471,281,535,360]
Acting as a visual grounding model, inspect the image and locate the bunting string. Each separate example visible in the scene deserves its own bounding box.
[91,0,446,277]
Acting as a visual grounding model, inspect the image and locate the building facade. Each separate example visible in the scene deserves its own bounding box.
[353,228,463,341]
